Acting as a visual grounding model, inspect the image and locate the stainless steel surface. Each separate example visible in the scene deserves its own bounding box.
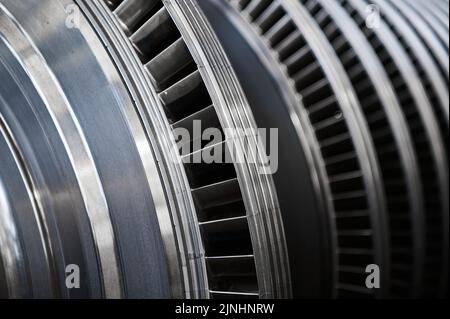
[0,2,121,297]
[0,0,448,299]
[0,141,26,299]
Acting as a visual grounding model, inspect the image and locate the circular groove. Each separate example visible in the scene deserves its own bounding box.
[388,0,449,81]
[0,0,447,300]
[231,0,396,298]
[226,0,449,298]
[407,0,449,50]
[356,0,449,297]
[100,0,290,299]
[318,0,448,298]
[74,0,206,298]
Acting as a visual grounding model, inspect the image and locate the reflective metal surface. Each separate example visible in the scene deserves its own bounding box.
[0,0,448,299]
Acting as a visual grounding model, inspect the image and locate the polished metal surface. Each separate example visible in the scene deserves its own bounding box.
[0,135,26,299]
[0,3,121,297]
[0,0,175,298]
[0,0,448,299]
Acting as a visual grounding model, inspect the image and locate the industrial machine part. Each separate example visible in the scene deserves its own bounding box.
[0,0,448,299]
